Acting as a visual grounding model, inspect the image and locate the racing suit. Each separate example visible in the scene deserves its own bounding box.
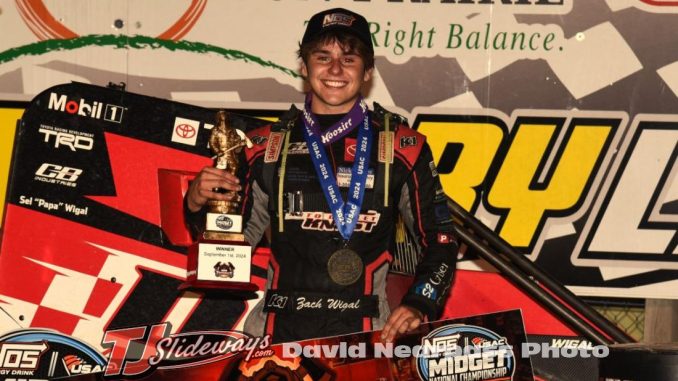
[187,104,457,343]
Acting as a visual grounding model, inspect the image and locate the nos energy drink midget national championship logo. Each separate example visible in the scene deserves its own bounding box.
[0,329,107,380]
[417,325,515,381]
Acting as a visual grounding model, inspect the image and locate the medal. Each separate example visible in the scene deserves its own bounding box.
[327,247,363,286]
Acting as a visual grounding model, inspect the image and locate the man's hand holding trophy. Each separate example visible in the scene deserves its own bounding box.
[181,111,257,291]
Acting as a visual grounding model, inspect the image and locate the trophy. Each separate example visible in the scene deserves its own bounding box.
[181,111,257,291]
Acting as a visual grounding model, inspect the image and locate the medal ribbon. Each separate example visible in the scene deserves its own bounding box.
[302,93,368,145]
[302,97,373,241]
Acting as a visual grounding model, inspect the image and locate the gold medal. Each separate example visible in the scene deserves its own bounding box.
[327,248,363,286]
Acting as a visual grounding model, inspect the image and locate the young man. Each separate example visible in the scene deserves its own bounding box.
[185,8,457,344]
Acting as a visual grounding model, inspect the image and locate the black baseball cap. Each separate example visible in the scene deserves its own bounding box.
[301,8,374,53]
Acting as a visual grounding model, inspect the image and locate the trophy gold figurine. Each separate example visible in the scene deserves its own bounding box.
[181,111,257,291]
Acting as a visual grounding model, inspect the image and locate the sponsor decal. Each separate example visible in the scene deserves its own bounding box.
[323,13,355,28]
[47,93,124,123]
[571,118,678,269]
[288,210,381,233]
[344,138,357,162]
[415,263,448,300]
[266,294,289,310]
[336,167,375,188]
[418,110,676,278]
[39,124,94,151]
[174,123,196,139]
[437,233,452,244]
[378,131,394,163]
[400,135,418,148]
[103,105,125,123]
[429,263,449,286]
[171,117,200,146]
[213,261,235,278]
[250,135,267,145]
[0,329,107,380]
[215,215,233,230]
[414,112,623,256]
[101,323,272,378]
[417,325,515,381]
[34,163,82,187]
[264,132,285,163]
[320,118,354,145]
[415,282,438,300]
[523,340,609,359]
[549,338,594,349]
[62,354,103,377]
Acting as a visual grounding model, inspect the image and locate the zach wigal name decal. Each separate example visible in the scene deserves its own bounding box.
[296,297,362,312]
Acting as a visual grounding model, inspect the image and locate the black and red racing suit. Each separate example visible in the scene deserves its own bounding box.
[187,104,458,343]
[186,104,458,343]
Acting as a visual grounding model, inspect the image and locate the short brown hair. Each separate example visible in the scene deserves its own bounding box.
[298,30,375,70]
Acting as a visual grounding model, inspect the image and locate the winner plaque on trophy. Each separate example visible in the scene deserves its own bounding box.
[181,111,257,291]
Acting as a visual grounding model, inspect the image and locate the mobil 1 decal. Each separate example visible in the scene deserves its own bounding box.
[0,329,107,380]
[10,82,219,248]
[11,82,269,248]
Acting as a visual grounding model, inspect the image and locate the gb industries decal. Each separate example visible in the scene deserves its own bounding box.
[417,325,515,381]
[0,329,107,380]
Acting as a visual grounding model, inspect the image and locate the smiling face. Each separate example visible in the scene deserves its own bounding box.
[300,39,373,115]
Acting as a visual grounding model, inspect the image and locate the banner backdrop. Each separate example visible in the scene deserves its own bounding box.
[0,1,677,301]
[1,83,571,378]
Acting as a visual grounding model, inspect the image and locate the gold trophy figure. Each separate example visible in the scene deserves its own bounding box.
[202,111,252,236]
[206,111,252,215]
[181,111,256,291]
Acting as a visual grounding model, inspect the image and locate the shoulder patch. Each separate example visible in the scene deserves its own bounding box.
[264,132,285,163]
[378,131,394,164]
[394,124,426,166]
[245,124,272,162]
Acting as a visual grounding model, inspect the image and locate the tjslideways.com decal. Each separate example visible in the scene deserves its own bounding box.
[101,322,271,379]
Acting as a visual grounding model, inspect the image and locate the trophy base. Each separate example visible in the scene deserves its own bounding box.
[182,238,258,292]
[203,232,245,241]
[178,279,258,292]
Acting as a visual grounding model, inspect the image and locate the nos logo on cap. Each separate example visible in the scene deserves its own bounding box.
[323,13,355,27]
